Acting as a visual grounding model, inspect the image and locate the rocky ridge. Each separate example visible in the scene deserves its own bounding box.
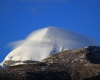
[0,46,100,80]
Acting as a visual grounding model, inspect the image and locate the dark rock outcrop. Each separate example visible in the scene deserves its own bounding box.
[1,46,100,80]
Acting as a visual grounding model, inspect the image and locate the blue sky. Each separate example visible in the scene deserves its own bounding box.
[0,0,100,62]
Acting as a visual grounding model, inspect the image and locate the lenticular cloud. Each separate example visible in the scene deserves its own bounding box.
[4,27,98,61]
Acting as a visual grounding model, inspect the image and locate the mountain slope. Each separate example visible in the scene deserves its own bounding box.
[1,46,100,80]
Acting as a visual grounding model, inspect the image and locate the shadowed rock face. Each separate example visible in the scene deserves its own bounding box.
[0,63,71,80]
[86,46,100,64]
[1,46,100,80]
[84,75,100,80]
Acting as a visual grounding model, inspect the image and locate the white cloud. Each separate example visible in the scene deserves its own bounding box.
[7,40,25,50]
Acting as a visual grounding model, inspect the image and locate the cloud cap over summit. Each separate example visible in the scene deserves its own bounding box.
[4,27,98,61]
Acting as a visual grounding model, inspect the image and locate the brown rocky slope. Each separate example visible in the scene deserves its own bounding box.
[0,46,100,80]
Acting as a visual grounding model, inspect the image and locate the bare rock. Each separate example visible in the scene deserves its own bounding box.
[1,46,100,80]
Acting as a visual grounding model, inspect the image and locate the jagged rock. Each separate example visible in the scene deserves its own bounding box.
[0,46,100,80]
[5,60,40,66]
[43,46,100,79]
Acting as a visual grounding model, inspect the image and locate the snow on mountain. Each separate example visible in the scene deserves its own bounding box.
[10,62,26,66]
[0,62,8,70]
[3,27,98,62]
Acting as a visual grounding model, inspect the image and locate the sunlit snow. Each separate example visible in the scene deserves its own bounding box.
[4,27,98,62]
[10,62,26,66]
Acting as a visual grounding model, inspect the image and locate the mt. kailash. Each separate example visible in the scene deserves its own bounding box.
[0,27,98,68]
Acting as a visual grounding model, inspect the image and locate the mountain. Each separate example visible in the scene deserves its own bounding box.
[0,46,100,80]
[3,27,98,65]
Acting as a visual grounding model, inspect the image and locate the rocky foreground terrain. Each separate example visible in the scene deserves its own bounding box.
[1,46,100,80]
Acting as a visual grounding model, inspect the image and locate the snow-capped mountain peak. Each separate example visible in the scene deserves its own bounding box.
[4,27,98,62]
